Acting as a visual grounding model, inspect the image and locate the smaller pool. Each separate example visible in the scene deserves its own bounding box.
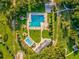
[25,37,34,47]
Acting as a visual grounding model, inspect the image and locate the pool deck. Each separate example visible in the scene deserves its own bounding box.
[27,13,48,30]
[27,13,49,41]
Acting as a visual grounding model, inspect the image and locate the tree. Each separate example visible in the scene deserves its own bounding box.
[0,0,11,13]
[0,51,3,59]
[3,34,8,42]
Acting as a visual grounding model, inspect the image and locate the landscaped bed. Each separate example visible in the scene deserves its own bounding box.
[17,17,26,24]
[29,30,41,43]
[0,44,13,59]
[15,16,27,30]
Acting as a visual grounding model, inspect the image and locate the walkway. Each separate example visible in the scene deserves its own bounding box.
[66,49,79,57]
[66,51,74,57]
[15,51,23,59]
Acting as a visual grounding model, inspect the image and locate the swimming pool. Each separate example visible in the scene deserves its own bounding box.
[25,37,34,47]
[29,14,44,27]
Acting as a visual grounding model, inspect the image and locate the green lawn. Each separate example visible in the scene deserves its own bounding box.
[0,44,13,59]
[0,15,20,59]
[42,30,50,38]
[5,29,20,54]
[29,30,41,43]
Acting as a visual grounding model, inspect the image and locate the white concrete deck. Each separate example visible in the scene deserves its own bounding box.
[27,13,48,30]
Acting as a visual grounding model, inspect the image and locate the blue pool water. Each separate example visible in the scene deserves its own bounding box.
[29,15,44,27]
[25,37,33,46]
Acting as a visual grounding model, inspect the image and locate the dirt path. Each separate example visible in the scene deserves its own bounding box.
[55,16,61,45]
[13,0,16,7]
[66,51,74,57]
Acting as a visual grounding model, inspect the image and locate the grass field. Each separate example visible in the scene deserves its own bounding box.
[0,44,13,59]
